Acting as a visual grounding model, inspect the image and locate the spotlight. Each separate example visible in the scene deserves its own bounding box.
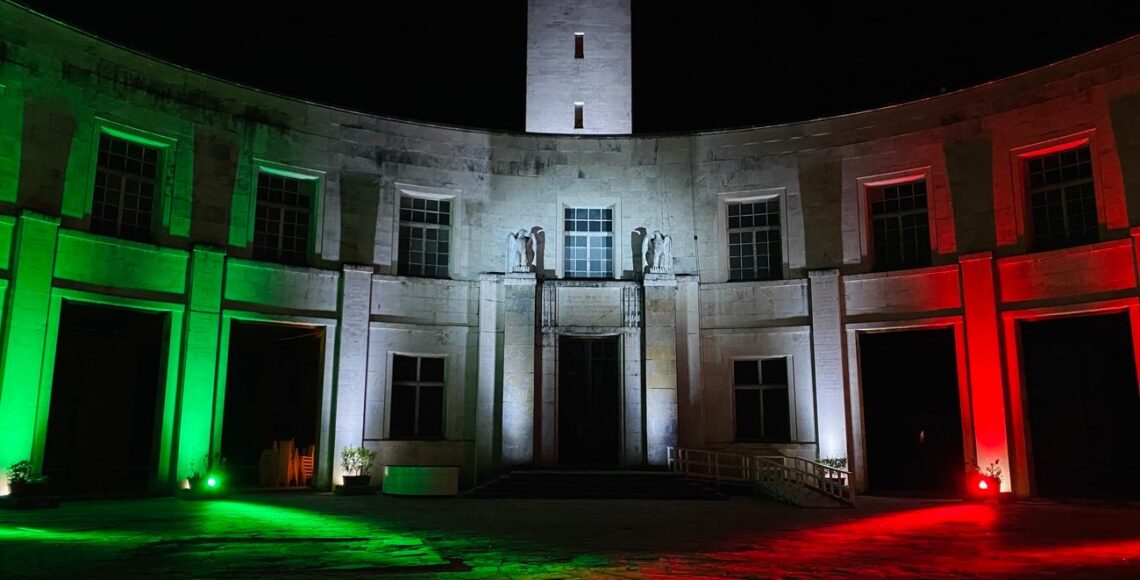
[206,476,217,488]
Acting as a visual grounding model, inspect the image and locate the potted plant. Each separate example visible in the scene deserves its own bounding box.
[967,459,1002,500]
[2,460,58,509]
[7,460,49,497]
[340,445,376,487]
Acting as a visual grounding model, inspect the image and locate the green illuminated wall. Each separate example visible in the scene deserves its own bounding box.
[0,83,22,203]
[177,247,225,484]
[0,213,59,491]
[60,118,194,239]
[54,230,189,294]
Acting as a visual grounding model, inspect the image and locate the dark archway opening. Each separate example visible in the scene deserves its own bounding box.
[1020,312,1140,498]
[43,301,166,498]
[558,336,621,468]
[860,327,964,497]
[221,320,324,488]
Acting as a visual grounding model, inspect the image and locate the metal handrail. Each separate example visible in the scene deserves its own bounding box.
[667,447,855,506]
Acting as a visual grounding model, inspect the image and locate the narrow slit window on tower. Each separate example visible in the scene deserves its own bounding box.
[574,102,584,129]
[574,32,584,58]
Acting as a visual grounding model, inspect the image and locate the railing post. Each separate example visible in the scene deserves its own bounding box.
[714,452,721,490]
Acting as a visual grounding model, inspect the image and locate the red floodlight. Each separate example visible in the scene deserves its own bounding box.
[967,473,1000,501]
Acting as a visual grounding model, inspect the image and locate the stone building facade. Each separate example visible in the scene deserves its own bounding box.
[0,0,1138,498]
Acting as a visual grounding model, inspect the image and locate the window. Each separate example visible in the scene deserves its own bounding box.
[91,133,160,242]
[398,196,452,277]
[727,199,781,281]
[734,358,790,442]
[389,355,445,439]
[1026,145,1097,250]
[564,207,613,278]
[868,179,931,270]
[253,171,313,265]
[574,32,584,58]
[574,102,584,129]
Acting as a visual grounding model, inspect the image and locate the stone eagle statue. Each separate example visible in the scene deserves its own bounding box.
[506,228,542,272]
[640,229,673,274]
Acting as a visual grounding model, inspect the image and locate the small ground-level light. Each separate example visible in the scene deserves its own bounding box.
[967,473,1000,501]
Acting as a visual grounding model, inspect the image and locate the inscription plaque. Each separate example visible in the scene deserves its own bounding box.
[556,287,623,327]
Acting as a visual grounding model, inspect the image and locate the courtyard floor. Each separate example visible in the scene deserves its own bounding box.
[2,492,1139,578]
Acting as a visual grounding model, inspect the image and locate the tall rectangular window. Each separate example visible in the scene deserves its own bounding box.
[253,171,312,265]
[574,102,584,129]
[398,196,452,277]
[734,358,791,442]
[564,207,613,278]
[389,355,445,440]
[92,133,160,242]
[574,32,584,58]
[869,179,931,271]
[1026,145,1097,250]
[727,199,781,281]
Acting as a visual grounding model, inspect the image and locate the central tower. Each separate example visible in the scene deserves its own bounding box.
[525,0,632,134]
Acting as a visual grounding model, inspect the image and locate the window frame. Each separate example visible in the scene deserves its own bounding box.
[1009,131,1104,252]
[865,177,933,271]
[84,119,179,241]
[90,132,163,242]
[574,102,584,129]
[574,32,584,59]
[856,167,936,269]
[394,183,459,279]
[252,169,318,266]
[718,189,788,283]
[558,200,620,279]
[385,352,447,441]
[731,356,793,443]
[245,159,325,264]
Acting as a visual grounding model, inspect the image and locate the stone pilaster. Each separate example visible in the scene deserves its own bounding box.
[476,274,503,481]
[175,245,225,489]
[808,269,849,463]
[501,273,537,467]
[0,212,59,490]
[331,264,374,488]
[643,273,678,466]
[674,274,703,449]
[959,252,1012,493]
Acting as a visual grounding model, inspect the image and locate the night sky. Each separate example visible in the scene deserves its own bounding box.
[17,1,1140,133]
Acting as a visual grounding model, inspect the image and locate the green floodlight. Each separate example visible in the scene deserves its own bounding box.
[206,476,218,488]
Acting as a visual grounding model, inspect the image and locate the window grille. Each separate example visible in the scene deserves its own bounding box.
[389,355,445,439]
[727,199,782,281]
[734,358,791,442]
[253,172,312,265]
[91,134,160,242]
[868,179,931,270]
[564,207,613,278]
[1026,145,1097,250]
[398,196,452,277]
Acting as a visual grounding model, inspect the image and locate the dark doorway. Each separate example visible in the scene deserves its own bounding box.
[222,321,324,487]
[860,327,964,497]
[558,336,621,468]
[43,302,166,497]
[1020,312,1140,498]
